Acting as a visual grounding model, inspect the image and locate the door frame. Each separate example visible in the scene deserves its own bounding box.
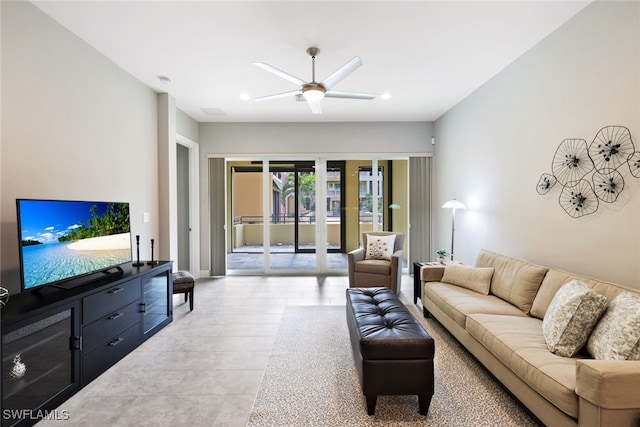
[176,133,200,276]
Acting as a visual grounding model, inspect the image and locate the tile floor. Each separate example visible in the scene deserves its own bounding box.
[38,274,416,427]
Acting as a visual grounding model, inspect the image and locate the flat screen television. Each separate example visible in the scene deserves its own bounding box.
[16,199,132,291]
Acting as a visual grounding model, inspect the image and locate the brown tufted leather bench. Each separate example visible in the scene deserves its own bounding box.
[346,287,434,416]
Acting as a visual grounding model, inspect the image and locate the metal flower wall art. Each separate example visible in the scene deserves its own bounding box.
[537,126,636,218]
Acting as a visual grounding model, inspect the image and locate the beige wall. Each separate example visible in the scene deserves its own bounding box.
[433,1,640,287]
[232,172,263,219]
[200,122,433,156]
[0,2,162,294]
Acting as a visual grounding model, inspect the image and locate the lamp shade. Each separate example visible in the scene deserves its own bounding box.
[302,87,325,102]
[442,199,466,210]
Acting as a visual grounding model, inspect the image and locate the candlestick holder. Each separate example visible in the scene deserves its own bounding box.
[147,238,159,265]
[132,235,144,266]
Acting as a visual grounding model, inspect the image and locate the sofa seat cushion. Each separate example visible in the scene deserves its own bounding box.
[466,314,584,418]
[423,282,527,328]
[354,259,391,275]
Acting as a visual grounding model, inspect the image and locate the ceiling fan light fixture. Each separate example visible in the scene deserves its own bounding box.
[302,85,325,102]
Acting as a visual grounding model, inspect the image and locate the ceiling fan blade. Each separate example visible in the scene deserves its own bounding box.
[254,62,307,86]
[254,90,301,102]
[320,56,362,90]
[325,90,378,100]
[307,99,322,114]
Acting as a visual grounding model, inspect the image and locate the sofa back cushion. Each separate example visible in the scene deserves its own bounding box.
[531,268,631,319]
[475,249,548,314]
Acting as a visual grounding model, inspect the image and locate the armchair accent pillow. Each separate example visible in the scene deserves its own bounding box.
[364,234,396,261]
[440,264,494,295]
[587,292,640,360]
[542,280,607,357]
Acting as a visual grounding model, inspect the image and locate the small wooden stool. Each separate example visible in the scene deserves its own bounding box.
[172,271,195,311]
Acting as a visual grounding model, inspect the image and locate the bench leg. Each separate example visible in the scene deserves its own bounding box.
[189,288,194,311]
[365,395,377,415]
[418,394,432,416]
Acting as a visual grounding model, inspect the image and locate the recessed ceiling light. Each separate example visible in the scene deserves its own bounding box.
[239,93,251,101]
[158,75,171,84]
[381,93,392,100]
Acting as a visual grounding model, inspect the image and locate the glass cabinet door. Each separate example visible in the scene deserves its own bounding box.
[2,301,80,427]
[141,268,172,338]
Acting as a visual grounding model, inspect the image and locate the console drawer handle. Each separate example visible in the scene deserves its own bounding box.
[109,337,124,346]
[108,312,124,320]
[108,287,124,294]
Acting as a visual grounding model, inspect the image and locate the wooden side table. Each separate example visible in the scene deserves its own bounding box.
[413,262,445,304]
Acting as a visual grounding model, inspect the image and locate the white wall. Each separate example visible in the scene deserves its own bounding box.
[1,2,161,294]
[197,121,434,271]
[433,1,640,287]
[200,122,433,156]
[177,108,199,143]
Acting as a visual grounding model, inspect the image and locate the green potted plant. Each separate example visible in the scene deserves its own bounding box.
[435,249,449,264]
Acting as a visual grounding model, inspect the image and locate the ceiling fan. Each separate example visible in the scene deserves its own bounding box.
[254,47,379,114]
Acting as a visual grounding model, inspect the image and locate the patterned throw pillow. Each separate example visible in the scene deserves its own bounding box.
[587,292,640,360]
[364,234,396,261]
[542,280,607,357]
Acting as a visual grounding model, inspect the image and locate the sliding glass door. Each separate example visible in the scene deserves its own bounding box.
[269,162,317,270]
[228,163,265,272]
[292,162,316,253]
[224,158,406,274]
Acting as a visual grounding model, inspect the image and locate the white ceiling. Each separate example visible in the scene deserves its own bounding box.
[32,1,591,123]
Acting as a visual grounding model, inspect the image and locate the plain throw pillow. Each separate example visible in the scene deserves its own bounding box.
[440,264,494,295]
[587,292,640,360]
[542,280,607,357]
[364,234,396,261]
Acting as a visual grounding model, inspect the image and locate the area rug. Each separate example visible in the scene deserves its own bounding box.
[247,304,542,427]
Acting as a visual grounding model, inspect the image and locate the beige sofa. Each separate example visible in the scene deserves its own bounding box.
[420,249,640,427]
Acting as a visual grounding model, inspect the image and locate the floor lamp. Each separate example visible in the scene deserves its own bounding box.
[442,199,466,261]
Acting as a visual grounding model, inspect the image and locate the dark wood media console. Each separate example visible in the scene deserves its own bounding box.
[1,261,173,427]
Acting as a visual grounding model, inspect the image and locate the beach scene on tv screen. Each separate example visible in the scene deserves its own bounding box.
[19,200,132,289]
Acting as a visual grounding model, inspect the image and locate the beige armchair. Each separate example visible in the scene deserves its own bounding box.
[347,232,405,294]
